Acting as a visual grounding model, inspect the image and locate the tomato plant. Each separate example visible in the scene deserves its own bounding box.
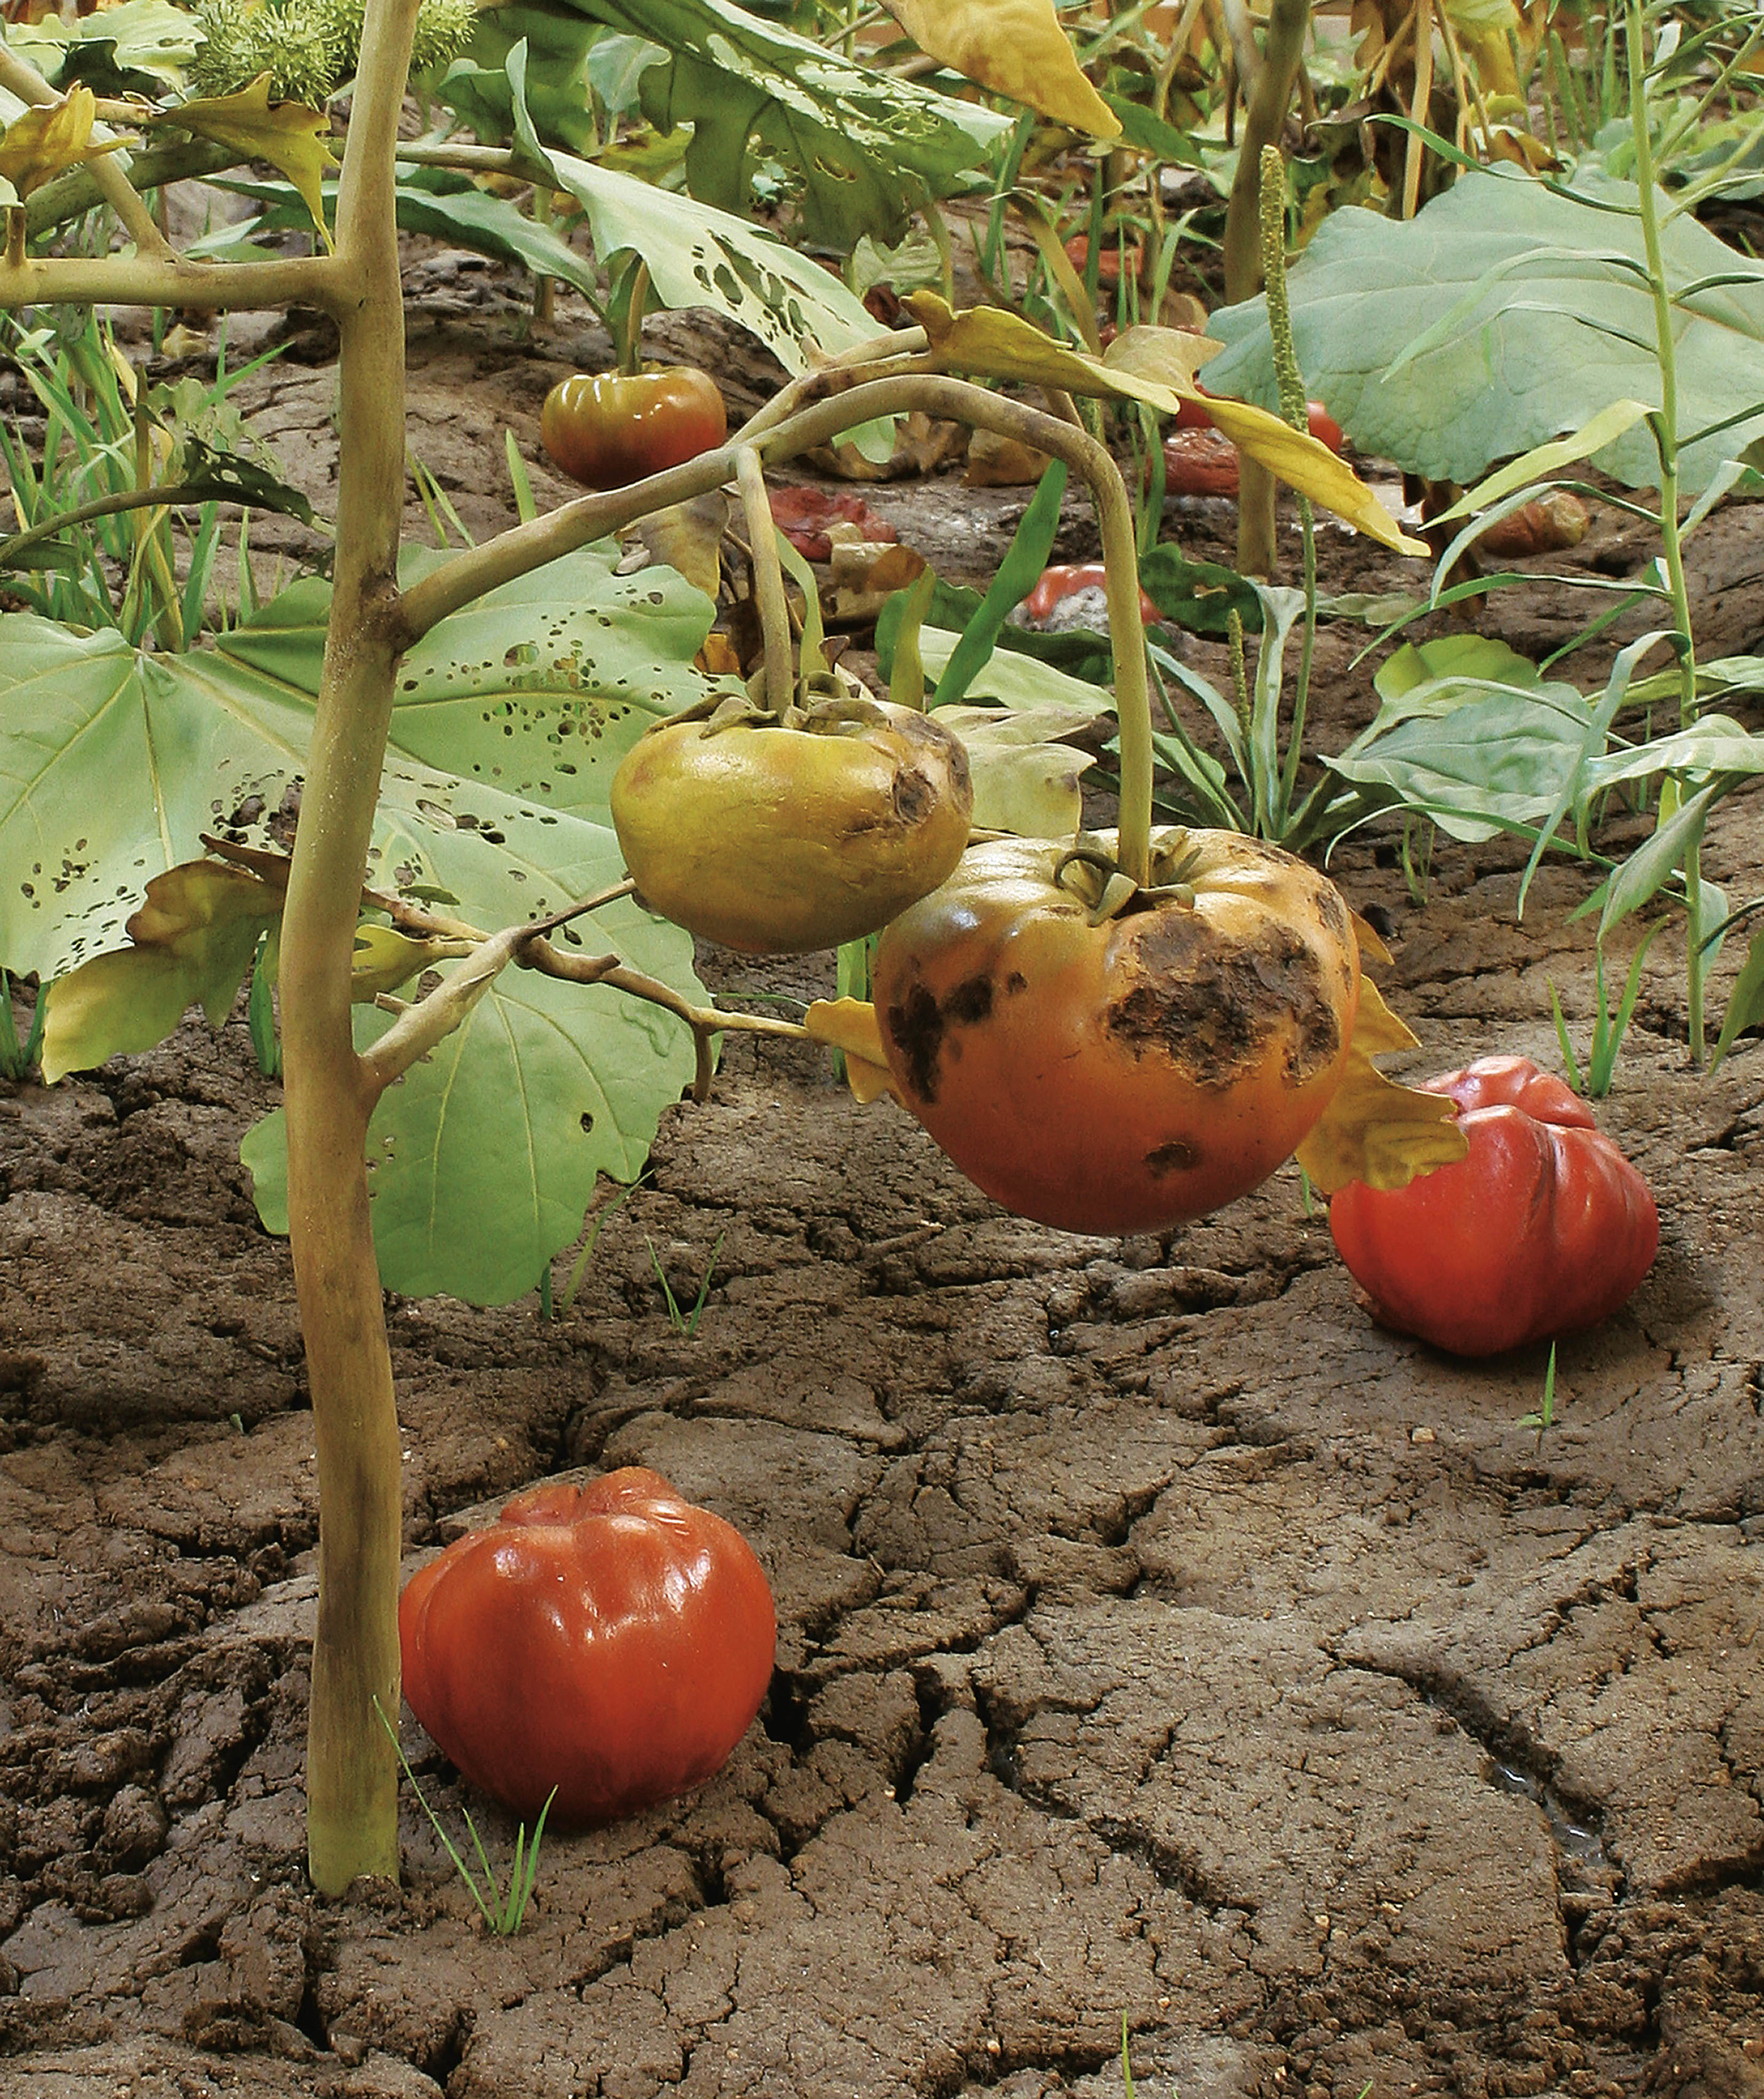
[611,696,974,954]
[540,368,729,490]
[871,828,1362,1234]
[1328,1055,1660,1357]
[399,1468,776,1823]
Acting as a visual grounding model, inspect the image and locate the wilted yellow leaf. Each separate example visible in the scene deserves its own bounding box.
[876,0,1120,138]
[0,87,128,199]
[904,294,1427,556]
[1295,977,1466,1194]
[162,77,334,238]
[351,925,456,1001]
[805,996,900,1105]
[43,859,279,1082]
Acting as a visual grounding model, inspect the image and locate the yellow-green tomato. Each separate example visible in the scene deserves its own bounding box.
[611,698,974,955]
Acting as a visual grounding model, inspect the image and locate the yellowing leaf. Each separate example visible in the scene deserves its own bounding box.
[934,703,1094,838]
[1294,976,1467,1194]
[0,87,127,198]
[351,925,454,1002]
[806,996,900,1105]
[905,294,1426,556]
[877,0,1120,138]
[162,77,333,237]
[42,859,279,1083]
[1101,325,1222,390]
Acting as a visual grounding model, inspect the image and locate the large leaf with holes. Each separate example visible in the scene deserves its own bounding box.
[0,549,718,1303]
[493,41,886,383]
[476,0,1005,248]
[218,540,734,816]
[241,880,699,1309]
[1202,170,1764,493]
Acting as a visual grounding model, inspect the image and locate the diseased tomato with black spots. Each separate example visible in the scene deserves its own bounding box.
[871,828,1362,1234]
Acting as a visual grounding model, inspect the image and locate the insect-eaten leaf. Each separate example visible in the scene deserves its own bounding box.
[1294,978,1468,1194]
[902,295,1425,556]
[875,0,1120,138]
[42,859,281,1083]
[0,85,128,198]
[162,77,334,236]
[805,996,898,1105]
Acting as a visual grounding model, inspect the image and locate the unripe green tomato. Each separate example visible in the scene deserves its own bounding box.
[540,368,727,490]
[611,699,974,954]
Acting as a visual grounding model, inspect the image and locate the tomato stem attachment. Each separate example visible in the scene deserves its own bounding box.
[735,446,793,715]
[392,374,1156,885]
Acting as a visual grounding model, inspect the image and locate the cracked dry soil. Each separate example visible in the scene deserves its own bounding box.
[1,277,1763,2099]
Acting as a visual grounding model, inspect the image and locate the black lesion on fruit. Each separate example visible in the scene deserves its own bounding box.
[885,973,993,1103]
[1146,1137,1200,1176]
[891,764,936,827]
[1108,914,1341,1087]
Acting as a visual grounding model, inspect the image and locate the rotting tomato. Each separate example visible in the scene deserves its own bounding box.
[399,1468,776,1825]
[871,828,1361,1235]
[1022,563,1162,628]
[539,368,727,490]
[612,693,973,955]
[1327,1055,1660,1357]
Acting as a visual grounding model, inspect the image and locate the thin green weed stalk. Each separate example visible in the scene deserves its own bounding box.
[1547,921,1662,1098]
[646,1230,726,1337]
[1518,1341,1561,1450]
[0,972,44,1081]
[373,1697,553,1936]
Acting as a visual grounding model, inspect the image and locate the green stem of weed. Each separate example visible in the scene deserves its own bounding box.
[1626,0,1703,1061]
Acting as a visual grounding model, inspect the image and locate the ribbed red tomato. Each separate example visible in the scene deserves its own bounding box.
[399,1468,775,1823]
[1329,1055,1660,1357]
[539,368,727,490]
[872,828,1361,1234]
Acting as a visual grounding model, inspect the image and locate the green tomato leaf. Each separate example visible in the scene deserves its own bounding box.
[241,886,699,1307]
[1203,169,1764,493]
[483,0,1008,249]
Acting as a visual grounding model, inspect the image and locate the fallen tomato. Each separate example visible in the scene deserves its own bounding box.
[399,1468,775,1824]
[768,485,899,564]
[1161,427,1243,497]
[539,368,727,490]
[612,694,973,954]
[1022,563,1162,629]
[1328,1054,1659,1357]
[871,828,1361,1234]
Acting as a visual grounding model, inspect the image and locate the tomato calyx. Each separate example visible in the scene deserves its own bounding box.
[1051,830,1205,927]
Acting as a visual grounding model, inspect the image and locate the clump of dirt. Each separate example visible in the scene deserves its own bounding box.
[0,259,1761,2099]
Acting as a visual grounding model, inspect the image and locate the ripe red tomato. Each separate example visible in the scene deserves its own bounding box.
[612,696,973,954]
[1022,563,1162,627]
[1328,1055,1660,1357]
[871,828,1361,1234]
[399,1468,775,1824]
[539,368,727,490]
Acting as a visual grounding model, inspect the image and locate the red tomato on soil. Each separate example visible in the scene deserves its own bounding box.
[399,1468,776,1823]
[1328,1055,1660,1357]
[539,368,727,490]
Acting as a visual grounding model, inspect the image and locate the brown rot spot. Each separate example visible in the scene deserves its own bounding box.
[884,973,994,1104]
[891,763,936,828]
[1005,971,1028,995]
[1108,913,1341,1087]
[1146,1137,1200,1176]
